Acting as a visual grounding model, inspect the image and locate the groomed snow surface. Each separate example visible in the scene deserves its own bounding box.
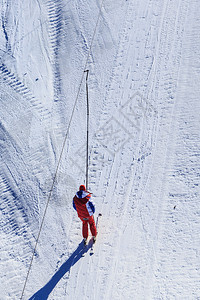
[0,0,200,299]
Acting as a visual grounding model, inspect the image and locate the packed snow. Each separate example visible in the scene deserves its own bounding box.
[0,0,200,299]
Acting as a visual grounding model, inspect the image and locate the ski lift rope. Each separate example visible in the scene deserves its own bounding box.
[20,0,105,298]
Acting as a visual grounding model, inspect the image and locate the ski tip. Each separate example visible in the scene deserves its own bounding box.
[98,213,102,217]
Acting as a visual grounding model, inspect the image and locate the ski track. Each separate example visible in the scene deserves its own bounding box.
[45,0,63,102]
[0,64,51,121]
[0,154,36,299]
[150,1,200,298]
[140,1,191,298]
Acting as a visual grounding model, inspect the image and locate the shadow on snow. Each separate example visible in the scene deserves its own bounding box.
[29,240,92,299]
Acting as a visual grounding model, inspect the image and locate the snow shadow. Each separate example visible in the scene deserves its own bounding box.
[29,241,90,299]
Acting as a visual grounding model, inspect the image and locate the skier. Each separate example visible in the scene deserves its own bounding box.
[73,185,97,244]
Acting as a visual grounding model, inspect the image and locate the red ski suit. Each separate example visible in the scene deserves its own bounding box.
[73,190,97,239]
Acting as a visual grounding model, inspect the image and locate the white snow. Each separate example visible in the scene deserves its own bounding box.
[0,0,200,299]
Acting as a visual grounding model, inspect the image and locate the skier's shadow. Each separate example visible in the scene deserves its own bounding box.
[29,240,92,300]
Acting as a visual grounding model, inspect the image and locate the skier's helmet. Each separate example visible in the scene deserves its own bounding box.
[79,185,86,191]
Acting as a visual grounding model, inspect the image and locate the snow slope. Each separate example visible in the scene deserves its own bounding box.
[0,0,200,299]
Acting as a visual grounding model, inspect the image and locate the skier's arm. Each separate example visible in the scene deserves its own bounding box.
[73,199,77,211]
[88,201,95,213]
